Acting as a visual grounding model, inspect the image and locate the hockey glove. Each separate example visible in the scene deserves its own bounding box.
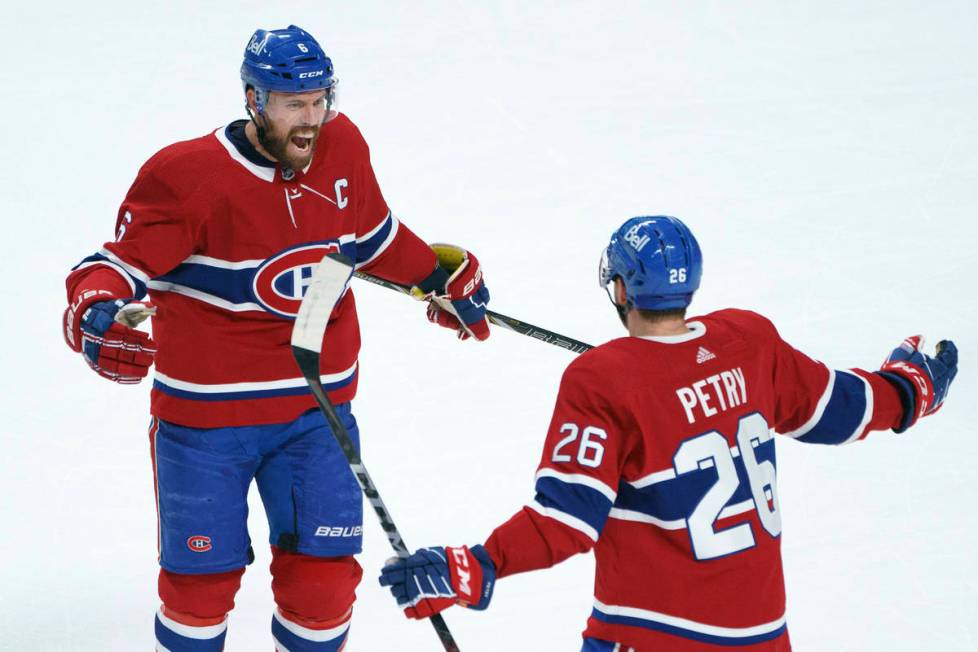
[412,244,491,341]
[378,545,496,619]
[63,295,157,384]
[877,335,958,433]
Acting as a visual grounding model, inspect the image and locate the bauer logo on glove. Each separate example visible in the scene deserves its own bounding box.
[411,243,491,341]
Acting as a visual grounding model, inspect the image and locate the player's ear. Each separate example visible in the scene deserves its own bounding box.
[613,278,628,306]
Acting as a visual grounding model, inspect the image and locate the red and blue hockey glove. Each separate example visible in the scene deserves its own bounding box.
[378,545,496,619]
[63,295,157,384]
[412,244,491,341]
[877,335,958,433]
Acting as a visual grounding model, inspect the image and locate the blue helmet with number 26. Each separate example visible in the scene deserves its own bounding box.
[240,25,336,114]
[598,216,703,311]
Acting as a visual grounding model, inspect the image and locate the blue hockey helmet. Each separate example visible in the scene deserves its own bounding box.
[240,25,336,113]
[598,216,703,310]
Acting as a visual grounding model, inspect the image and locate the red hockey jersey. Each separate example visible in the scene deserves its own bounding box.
[65,114,436,428]
[484,309,904,650]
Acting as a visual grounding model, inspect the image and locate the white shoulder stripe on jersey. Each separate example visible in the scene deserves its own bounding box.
[155,362,357,394]
[273,609,350,642]
[356,213,400,268]
[780,367,836,439]
[609,498,756,531]
[156,609,227,640]
[73,259,137,295]
[213,126,275,182]
[99,247,152,284]
[843,370,874,444]
[535,468,617,501]
[527,499,598,541]
[593,599,786,639]
[146,280,265,312]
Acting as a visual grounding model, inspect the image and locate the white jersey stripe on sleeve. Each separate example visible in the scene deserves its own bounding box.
[535,468,618,501]
[99,247,152,284]
[781,368,836,439]
[527,499,599,541]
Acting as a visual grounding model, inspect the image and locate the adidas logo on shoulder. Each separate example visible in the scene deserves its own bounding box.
[696,346,716,364]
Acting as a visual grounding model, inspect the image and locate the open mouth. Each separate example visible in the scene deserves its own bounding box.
[290,135,313,151]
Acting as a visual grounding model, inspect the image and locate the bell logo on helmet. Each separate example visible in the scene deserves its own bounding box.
[623,223,652,252]
[601,215,703,311]
[247,33,271,56]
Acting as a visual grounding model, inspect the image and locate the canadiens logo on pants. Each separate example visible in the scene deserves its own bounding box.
[187,535,213,552]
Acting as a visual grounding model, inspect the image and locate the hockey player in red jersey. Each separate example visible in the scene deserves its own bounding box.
[62,25,490,652]
[380,216,958,651]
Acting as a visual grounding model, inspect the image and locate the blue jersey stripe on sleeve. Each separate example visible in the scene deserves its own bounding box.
[534,475,615,536]
[792,370,869,445]
[73,252,149,299]
[355,212,398,266]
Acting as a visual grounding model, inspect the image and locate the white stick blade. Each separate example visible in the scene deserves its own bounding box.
[291,254,354,354]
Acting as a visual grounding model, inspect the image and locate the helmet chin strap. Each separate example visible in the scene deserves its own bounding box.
[244,102,272,151]
[604,284,631,328]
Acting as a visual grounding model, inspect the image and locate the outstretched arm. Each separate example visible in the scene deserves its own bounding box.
[379,361,630,617]
[763,318,957,444]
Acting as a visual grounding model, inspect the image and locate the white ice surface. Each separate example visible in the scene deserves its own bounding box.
[2,2,977,650]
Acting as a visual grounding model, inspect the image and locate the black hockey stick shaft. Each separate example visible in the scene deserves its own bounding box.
[291,254,460,652]
[353,270,594,354]
[293,349,460,652]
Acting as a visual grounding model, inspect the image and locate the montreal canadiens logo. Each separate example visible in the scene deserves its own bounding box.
[253,243,341,318]
[187,535,212,553]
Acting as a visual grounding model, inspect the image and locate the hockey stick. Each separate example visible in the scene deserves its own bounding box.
[291,253,461,652]
[352,269,594,354]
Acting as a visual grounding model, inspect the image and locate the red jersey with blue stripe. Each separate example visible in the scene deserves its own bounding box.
[484,309,904,650]
[65,113,436,428]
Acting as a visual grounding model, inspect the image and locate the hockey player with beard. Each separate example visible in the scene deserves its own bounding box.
[62,25,490,652]
[379,216,958,651]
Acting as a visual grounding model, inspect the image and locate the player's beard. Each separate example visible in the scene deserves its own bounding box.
[256,119,321,171]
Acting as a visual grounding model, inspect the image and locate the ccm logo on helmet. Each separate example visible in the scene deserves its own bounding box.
[253,243,342,318]
[298,70,324,79]
[187,536,212,553]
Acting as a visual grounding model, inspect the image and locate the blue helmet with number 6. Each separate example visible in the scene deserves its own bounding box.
[240,25,336,114]
[598,216,703,310]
